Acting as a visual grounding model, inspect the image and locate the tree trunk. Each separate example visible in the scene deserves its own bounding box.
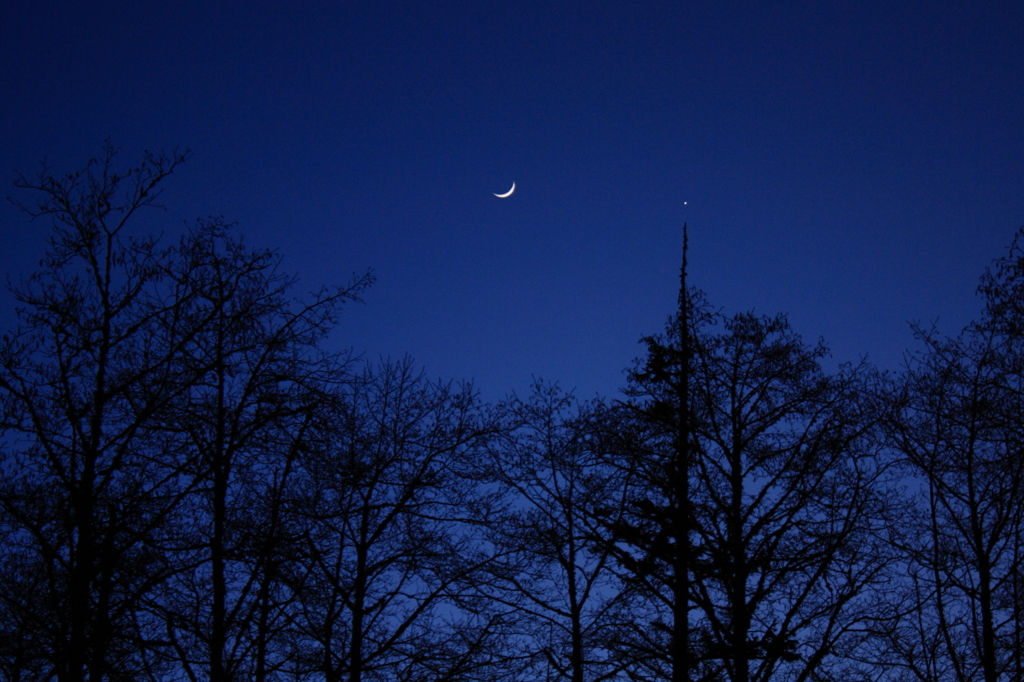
[673,223,692,682]
[211,358,229,682]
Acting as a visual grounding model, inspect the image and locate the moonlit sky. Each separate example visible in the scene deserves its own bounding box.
[2,1,1023,400]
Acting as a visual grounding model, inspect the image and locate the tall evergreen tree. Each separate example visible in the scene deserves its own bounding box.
[599,225,706,682]
[604,226,891,682]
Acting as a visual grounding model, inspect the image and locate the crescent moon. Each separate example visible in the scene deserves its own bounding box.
[493,182,515,198]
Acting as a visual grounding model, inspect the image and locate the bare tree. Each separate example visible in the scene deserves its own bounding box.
[0,145,373,682]
[146,223,370,682]
[288,358,502,682]
[0,144,196,682]
[686,312,891,682]
[482,381,630,682]
[883,231,1024,682]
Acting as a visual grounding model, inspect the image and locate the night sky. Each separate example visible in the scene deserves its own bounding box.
[2,1,1022,400]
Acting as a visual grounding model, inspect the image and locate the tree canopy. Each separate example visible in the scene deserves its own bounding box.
[1,147,1022,682]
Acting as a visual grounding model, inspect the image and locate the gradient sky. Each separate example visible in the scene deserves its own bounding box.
[2,1,1023,400]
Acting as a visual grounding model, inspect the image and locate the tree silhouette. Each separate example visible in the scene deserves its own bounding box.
[482,381,629,682]
[686,312,891,682]
[883,230,1024,682]
[0,144,194,681]
[144,222,369,682]
[604,233,892,682]
[0,146,371,682]
[288,358,501,682]
[5,144,1024,682]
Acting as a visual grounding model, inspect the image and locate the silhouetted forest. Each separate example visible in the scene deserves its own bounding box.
[2,149,1022,682]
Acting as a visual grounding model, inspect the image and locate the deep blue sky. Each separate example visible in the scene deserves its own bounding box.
[2,1,1022,399]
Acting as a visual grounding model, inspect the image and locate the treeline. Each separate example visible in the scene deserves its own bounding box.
[0,148,1022,682]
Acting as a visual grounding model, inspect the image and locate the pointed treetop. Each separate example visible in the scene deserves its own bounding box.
[678,223,689,329]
